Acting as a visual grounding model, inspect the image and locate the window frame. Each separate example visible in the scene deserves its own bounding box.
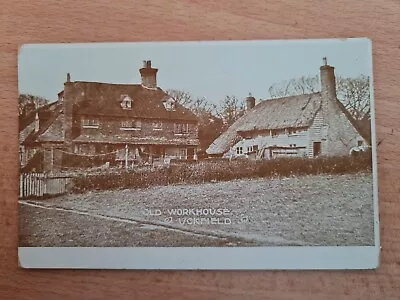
[174,123,189,135]
[82,117,100,129]
[120,119,142,131]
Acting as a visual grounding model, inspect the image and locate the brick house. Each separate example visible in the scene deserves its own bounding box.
[206,58,371,159]
[20,60,199,172]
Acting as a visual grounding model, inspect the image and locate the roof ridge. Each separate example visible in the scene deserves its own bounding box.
[259,92,321,105]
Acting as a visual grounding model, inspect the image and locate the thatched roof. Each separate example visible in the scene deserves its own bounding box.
[206,93,322,155]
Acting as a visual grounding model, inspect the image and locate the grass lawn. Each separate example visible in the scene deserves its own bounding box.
[19,172,375,247]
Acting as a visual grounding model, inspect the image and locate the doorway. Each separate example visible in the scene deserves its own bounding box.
[313,142,321,157]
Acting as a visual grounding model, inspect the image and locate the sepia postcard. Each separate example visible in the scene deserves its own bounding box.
[18,38,379,269]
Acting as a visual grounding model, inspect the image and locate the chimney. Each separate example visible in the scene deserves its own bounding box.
[66,73,71,83]
[139,60,158,89]
[320,57,336,100]
[246,93,256,110]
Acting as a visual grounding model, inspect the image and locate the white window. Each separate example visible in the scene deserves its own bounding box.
[120,95,132,110]
[179,148,187,159]
[120,119,141,130]
[163,97,176,111]
[152,121,163,130]
[174,123,189,134]
[82,117,100,128]
[236,147,243,155]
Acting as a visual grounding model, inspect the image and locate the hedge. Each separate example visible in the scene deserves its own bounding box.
[71,153,372,193]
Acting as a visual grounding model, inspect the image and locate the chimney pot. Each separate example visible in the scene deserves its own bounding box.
[139,60,158,89]
[66,73,71,82]
[246,93,256,110]
[320,57,336,100]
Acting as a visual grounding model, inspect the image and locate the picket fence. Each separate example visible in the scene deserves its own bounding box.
[19,173,71,198]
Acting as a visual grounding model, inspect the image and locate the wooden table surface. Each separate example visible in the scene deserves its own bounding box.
[1,1,399,299]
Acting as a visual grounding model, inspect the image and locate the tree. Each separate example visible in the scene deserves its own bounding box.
[336,75,370,121]
[166,89,217,116]
[165,89,193,107]
[216,95,245,126]
[19,94,49,118]
[268,75,320,99]
[268,75,371,120]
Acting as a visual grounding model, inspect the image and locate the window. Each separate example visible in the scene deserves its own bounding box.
[357,140,363,146]
[120,95,132,110]
[152,121,163,130]
[174,123,189,134]
[236,147,243,155]
[253,145,258,152]
[247,146,252,153]
[121,119,141,130]
[179,148,187,159]
[82,118,100,128]
[163,97,176,111]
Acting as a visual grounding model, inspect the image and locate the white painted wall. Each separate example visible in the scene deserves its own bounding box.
[225,128,310,159]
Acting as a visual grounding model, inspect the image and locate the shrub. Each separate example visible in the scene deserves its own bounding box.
[71,153,372,193]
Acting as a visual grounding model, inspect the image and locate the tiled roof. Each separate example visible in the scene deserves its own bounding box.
[74,134,199,146]
[69,82,197,122]
[22,103,64,145]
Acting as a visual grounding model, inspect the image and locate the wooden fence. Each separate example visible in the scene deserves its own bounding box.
[19,173,71,198]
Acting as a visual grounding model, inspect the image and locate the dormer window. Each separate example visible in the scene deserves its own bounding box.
[120,95,133,110]
[163,97,176,111]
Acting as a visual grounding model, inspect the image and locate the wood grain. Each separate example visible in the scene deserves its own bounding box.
[1,0,399,299]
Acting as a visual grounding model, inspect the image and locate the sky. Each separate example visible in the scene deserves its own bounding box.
[18,38,373,104]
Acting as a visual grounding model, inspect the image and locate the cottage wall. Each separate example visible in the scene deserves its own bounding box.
[226,128,310,158]
[320,106,365,156]
[79,117,198,142]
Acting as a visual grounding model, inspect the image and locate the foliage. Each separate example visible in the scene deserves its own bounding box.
[71,154,372,193]
[336,75,371,121]
[216,95,246,126]
[19,94,50,118]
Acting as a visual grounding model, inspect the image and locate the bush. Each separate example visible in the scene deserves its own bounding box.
[71,153,372,193]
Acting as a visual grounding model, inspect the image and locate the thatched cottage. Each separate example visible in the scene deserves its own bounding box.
[206,58,371,159]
